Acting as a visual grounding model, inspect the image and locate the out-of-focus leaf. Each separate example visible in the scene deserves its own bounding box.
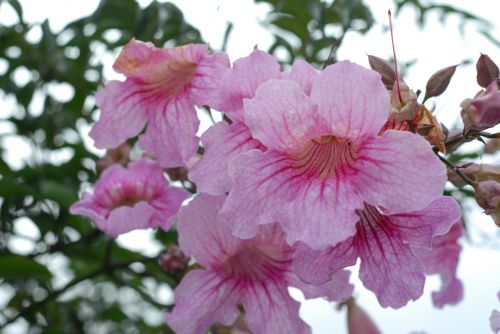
[0,255,52,282]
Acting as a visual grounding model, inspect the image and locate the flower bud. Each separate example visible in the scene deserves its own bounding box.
[474,180,500,226]
[448,163,500,187]
[485,138,500,154]
[476,53,499,88]
[96,143,131,174]
[347,298,381,334]
[461,81,500,131]
[159,244,189,276]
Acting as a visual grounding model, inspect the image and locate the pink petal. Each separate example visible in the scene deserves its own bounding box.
[390,196,461,249]
[165,269,240,334]
[104,202,156,237]
[413,222,464,308]
[244,79,323,152]
[139,96,199,167]
[491,310,500,333]
[289,269,354,302]
[221,150,297,239]
[356,208,426,308]
[189,121,262,194]
[90,81,148,148]
[282,60,318,95]
[190,51,231,107]
[281,179,361,249]
[293,238,358,286]
[152,186,191,231]
[213,49,281,122]
[353,130,446,214]
[310,60,389,140]
[177,194,243,267]
[242,282,310,334]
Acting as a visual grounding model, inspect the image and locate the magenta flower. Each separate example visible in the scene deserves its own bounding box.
[89,39,229,167]
[166,194,353,334]
[221,61,447,249]
[461,81,500,131]
[70,158,189,237]
[413,221,465,308]
[293,197,460,308]
[189,52,318,194]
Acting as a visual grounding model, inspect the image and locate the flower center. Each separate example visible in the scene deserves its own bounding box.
[101,180,157,210]
[146,59,197,98]
[224,245,291,282]
[290,135,359,179]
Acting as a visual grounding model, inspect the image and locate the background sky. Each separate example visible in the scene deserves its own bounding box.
[1,0,500,333]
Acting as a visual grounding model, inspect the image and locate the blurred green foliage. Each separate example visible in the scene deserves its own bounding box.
[0,0,495,332]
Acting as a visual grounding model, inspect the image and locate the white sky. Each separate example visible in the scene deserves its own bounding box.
[1,0,500,333]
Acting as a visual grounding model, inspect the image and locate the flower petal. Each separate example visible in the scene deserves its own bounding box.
[189,121,262,194]
[165,270,240,334]
[177,194,242,267]
[391,196,461,249]
[281,179,361,249]
[139,96,199,167]
[356,208,426,308]
[289,269,354,302]
[311,60,389,140]
[413,222,464,308]
[104,202,156,237]
[242,282,310,334]
[213,49,281,122]
[90,81,148,148]
[244,79,322,152]
[190,51,231,107]
[282,59,318,95]
[221,150,297,239]
[293,238,358,286]
[353,130,446,214]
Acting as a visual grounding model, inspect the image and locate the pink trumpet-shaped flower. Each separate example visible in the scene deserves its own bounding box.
[89,39,229,167]
[221,61,447,249]
[70,158,189,237]
[413,221,465,308]
[346,299,381,334]
[189,51,319,194]
[166,194,353,334]
[491,291,500,333]
[293,197,460,308]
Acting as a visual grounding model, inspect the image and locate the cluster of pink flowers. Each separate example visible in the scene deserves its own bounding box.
[71,39,471,333]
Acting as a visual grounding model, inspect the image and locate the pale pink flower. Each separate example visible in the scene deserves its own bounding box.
[166,194,353,334]
[293,197,460,308]
[189,52,318,194]
[221,61,447,249]
[461,81,500,131]
[491,291,500,333]
[346,299,381,334]
[70,158,188,237]
[412,221,465,308]
[89,39,229,167]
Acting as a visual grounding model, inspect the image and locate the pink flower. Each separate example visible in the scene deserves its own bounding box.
[491,291,500,333]
[89,39,229,167]
[461,81,500,131]
[346,299,381,334]
[293,197,460,308]
[166,194,353,334]
[70,158,189,237]
[189,52,318,194]
[412,222,465,308]
[221,61,447,249]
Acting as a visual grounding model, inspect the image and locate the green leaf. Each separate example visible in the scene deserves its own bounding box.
[0,255,52,282]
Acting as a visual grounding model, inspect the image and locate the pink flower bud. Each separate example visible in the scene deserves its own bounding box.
[347,299,381,334]
[159,244,189,276]
[461,81,500,131]
[474,180,500,226]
